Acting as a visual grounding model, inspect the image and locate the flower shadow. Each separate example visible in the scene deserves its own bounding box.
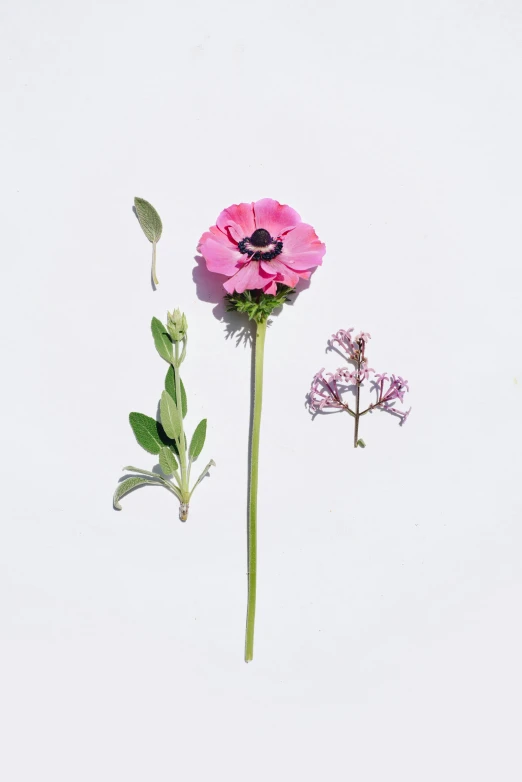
[192,255,252,346]
[192,255,313,347]
[326,342,354,365]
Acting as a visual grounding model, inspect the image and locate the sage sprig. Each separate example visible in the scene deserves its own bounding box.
[113,309,215,521]
[134,197,163,286]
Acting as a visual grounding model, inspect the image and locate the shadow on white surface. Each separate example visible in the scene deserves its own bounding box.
[192,253,315,346]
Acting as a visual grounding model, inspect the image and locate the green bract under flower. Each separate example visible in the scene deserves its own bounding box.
[225,285,294,323]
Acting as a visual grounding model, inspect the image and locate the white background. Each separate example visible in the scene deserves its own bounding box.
[1,0,522,779]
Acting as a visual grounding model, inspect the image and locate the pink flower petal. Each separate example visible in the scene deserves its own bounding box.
[282,250,325,272]
[206,225,237,248]
[223,261,275,294]
[261,259,300,289]
[283,222,322,253]
[198,233,242,276]
[253,199,301,237]
[216,202,256,243]
[281,222,326,270]
[263,280,278,295]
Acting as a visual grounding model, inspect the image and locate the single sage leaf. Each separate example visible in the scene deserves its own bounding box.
[160,390,181,441]
[113,476,157,510]
[151,317,173,363]
[189,419,207,461]
[165,366,188,417]
[190,459,215,495]
[129,412,175,454]
[159,446,178,475]
[134,197,163,243]
[123,465,159,478]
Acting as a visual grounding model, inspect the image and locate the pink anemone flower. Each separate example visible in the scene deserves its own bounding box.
[198,198,326,295]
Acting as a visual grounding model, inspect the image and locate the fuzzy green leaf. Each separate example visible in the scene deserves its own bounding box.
[189,419,207,461]
[123,465,160,478]
[190,459,215,496]
[151,317,173,363]
[160,390,181,441]
[129,412,176,454]
[165,366,187,417]
[159,446,178,475]
[113,476,158,510]
[134,197,163,243]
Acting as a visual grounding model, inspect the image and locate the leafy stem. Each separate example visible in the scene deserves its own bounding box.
[114,310,215,519]
[174,340,189,500]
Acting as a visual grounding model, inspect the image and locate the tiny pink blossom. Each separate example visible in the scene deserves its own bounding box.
[383,375,409,403]
[358,365,375,381]
[395,376,409,392]
[330,329,356,358]
[309,368,345,412]
[337,368,357,384]
[198,199,326,294]
[354,331,371,344]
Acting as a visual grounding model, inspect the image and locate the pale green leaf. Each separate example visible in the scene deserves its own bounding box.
[151,317,173,363]
[190,459,215,496]
[165,366,187,417]
[160,390,181,441]
[134,197,163,243]
[159,446,178,475]
[123,465,160,478]
[189,419,207,461]
[113,476,158,510]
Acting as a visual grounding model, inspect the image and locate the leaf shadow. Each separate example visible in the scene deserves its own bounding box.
[132,204,157,292]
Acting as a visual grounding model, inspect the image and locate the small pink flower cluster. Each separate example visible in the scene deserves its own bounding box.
[309,328,411,442]
[331,328,374,384]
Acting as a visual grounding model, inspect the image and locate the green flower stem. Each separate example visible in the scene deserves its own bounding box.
[245,317,267,663]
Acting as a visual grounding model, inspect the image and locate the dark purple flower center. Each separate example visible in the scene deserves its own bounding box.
[250,228,271,247]
[237,228,283,261]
